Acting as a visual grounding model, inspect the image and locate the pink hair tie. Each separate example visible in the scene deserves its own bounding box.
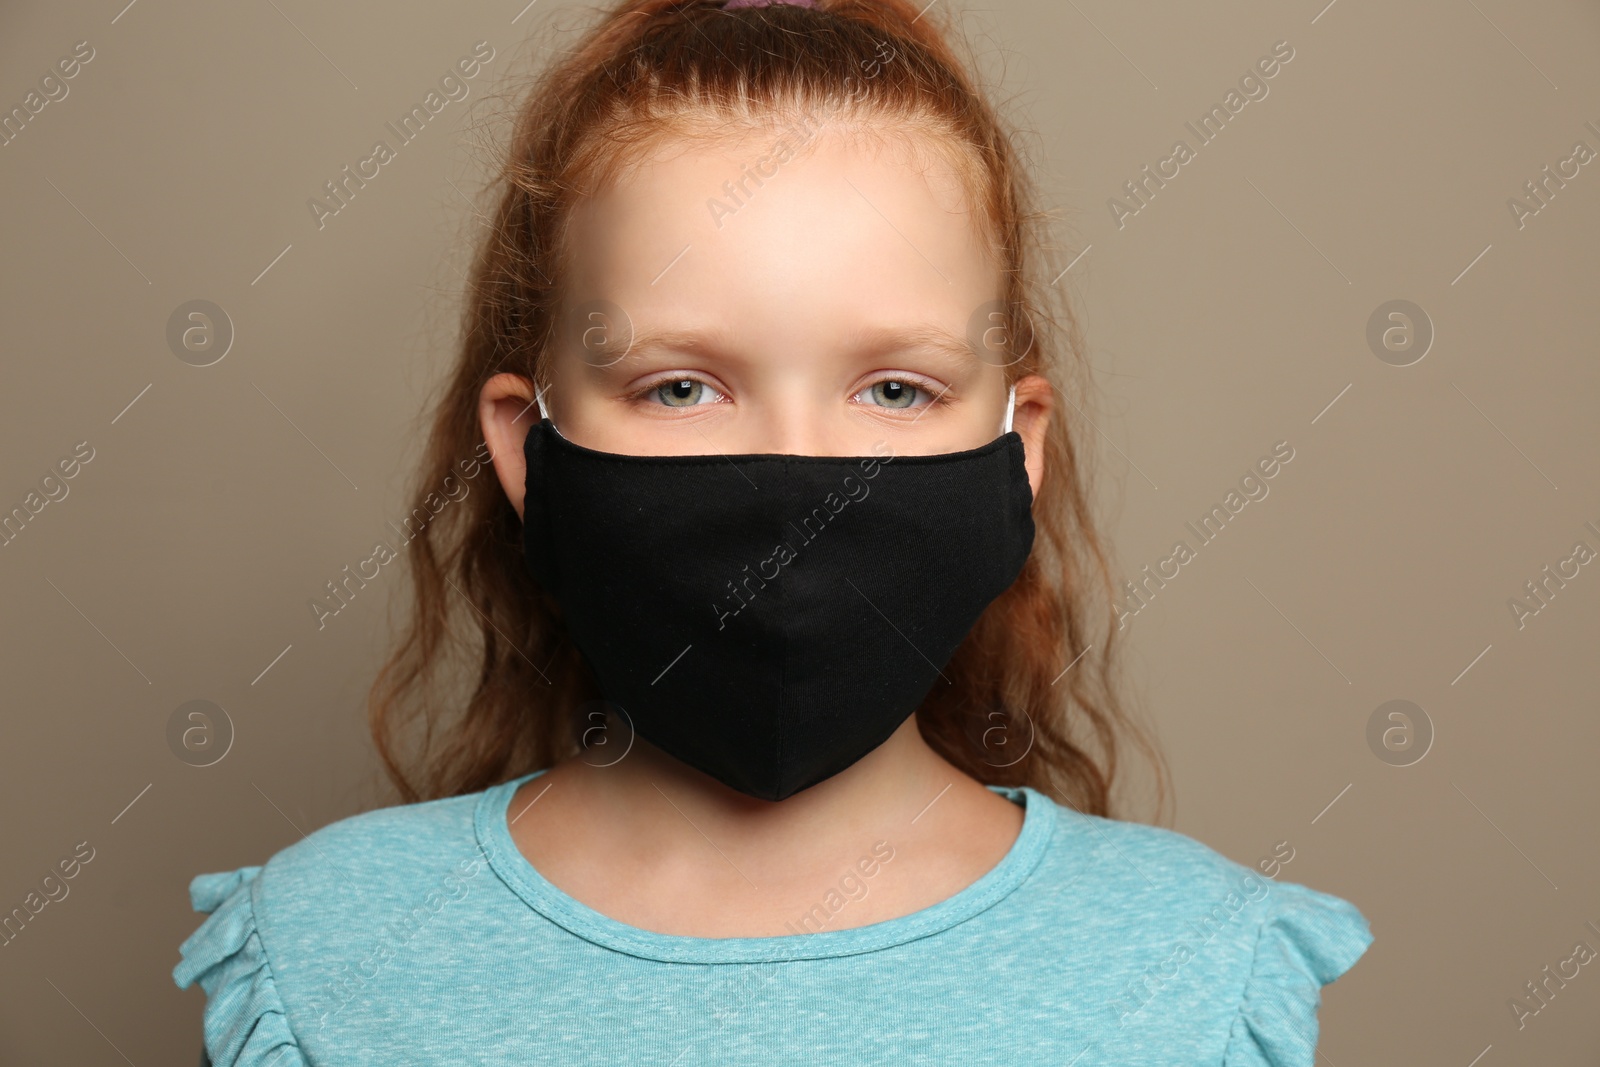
[723,0,818,8]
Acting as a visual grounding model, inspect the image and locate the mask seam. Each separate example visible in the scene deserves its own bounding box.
[776,453,788,799]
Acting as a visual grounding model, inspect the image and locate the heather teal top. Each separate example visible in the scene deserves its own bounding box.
[173,768,1372,1066]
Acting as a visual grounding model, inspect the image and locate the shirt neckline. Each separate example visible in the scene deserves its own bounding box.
[474,768,1059,964]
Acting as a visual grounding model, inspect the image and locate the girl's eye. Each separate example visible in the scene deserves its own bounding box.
[649,378,722,407]
[861,379,926,409]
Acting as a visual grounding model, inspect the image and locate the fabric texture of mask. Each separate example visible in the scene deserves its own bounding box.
[520,408,1035,801]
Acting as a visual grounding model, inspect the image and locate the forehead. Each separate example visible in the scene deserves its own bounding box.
[556,122,1003,354]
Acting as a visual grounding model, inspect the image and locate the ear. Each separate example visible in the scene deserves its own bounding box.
[479,372,541,519]
[1009,373,1053,500]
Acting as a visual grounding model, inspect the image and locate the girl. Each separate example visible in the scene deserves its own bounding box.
[173,0,1371,1063]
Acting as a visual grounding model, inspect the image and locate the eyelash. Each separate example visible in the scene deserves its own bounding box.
[625,375,952,411]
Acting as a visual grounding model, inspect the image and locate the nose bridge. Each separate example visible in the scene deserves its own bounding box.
[742,368,847,456]
[758,406,844,456]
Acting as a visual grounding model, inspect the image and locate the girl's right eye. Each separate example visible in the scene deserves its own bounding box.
[636,377,725,408]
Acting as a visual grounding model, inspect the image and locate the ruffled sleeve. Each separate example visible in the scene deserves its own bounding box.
[1222,880,1373,1067]
[172,866,308,1067]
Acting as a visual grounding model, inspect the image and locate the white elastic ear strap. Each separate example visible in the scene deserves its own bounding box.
[1002,382,1016,435]
[535,383,560,437]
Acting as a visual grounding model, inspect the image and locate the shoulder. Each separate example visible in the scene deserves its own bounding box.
[171,788,494,1066]
[264,789,487,894]
[1029,796,1373,1064]
[1041,801,1278,911]
[1043,800,1375,969]
[249,789,491,936]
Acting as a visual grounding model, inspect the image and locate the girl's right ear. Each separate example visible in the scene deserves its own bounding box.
[478,372,540,519]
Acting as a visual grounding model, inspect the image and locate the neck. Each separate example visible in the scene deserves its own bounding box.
[522,713,995,890]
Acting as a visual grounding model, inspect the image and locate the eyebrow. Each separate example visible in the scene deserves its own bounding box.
[612,325,734,361]
[846,323,982,370]
[613,322,982,370]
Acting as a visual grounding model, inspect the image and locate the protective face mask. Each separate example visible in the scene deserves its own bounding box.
[520,384,1034,801]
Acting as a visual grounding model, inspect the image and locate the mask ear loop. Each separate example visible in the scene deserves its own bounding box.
[1001,382,1016,436]
[534,382,564,440]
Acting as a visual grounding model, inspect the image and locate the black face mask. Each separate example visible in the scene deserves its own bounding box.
[520,392,1035,801]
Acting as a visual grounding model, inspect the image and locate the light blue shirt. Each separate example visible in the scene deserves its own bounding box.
[173,768,1372,1065]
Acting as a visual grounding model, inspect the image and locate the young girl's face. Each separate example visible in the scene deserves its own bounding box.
[483,122,1051,510]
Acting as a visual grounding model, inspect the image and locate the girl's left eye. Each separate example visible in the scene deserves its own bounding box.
[856,379,934,409]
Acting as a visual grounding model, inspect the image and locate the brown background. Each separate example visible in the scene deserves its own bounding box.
[1,0,1597,1062]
